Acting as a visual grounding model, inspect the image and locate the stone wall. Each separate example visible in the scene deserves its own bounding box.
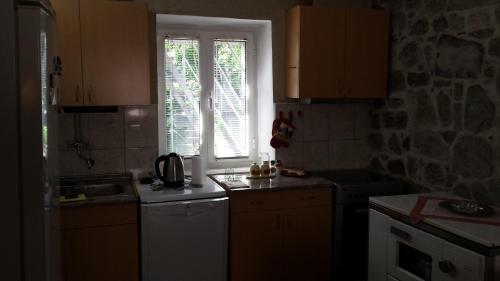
[369,0,500,205]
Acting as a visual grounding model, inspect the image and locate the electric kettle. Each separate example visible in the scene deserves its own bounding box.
[155,153,185,187]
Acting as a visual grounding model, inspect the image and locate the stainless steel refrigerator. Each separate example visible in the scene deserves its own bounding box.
[16,1,60,280]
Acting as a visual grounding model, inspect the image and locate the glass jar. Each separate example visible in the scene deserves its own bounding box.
[250,163,261,177]
[260,161,270,176]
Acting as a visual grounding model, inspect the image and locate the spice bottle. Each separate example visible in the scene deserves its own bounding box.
[250,163,261,177]
[260,161,270,176]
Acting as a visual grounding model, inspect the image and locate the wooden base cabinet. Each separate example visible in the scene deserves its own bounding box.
[283,206,332,281]
[60,203,139,281]
[230,189,332,281]
[231,211,284,281]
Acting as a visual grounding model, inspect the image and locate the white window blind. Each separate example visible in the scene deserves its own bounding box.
[213,39,248,158]
[164,38,201,156]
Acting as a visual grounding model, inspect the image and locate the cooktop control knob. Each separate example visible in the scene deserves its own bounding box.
[438,260,455,274]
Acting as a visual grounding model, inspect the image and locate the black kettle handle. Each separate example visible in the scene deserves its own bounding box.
[155,155,169,181]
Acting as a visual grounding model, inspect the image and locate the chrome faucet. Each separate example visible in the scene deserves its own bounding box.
[73,142,95,170]
[69,114,95,170]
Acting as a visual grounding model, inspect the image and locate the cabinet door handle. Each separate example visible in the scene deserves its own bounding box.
[390,226,411,241]
[300,196,316,201]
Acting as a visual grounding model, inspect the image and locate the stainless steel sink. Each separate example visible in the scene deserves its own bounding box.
[59,174,135,204]
[83,183,125,198]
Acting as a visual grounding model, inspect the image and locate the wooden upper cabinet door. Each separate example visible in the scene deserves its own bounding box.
[285,6,301,98]
[52,0,84,106]
[231,211,284,281]
[299,6,345,99]
[80,0,151,106]
[283,206,332,281]
[345,9,389,98]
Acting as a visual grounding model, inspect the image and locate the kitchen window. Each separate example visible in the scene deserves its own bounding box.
[158,26,259,168]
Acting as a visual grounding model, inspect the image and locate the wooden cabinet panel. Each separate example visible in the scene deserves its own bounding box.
[283,206,332,281]
[345,9,389,99]
[283,188,332,208]
[62,224,138,281]
[231,211,284,281]
[229,188,333,281]
[230,191,285,213]
[285,6,345,99]
[285,5,388,99]
[61,202,137,230]
[80,0,150,106]
[286,6,300,69]
[299,6,345,99]
[51,0,84,105]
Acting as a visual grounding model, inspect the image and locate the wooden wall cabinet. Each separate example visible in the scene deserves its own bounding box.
[52,0,152,106]
[60,202,139,281]
[286,6,389,99]
[230,188,332,281]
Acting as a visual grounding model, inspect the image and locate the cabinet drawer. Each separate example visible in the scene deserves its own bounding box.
[283,188,332,209]
[61,202,137,229]
[230,192,285,214]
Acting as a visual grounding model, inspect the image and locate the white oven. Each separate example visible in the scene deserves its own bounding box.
[369,209,487,281]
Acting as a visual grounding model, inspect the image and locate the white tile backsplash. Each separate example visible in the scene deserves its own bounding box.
[87,110,125,149]
[329,104,355,140]
[275,141,304,169]
[125,147,158,172]
[329,140,355,169]
[303,105,330,141]
[124,105,158,148]
[90,149,126,175]
[59,103,373,176]
[276,102,373,171]
[303,141,329,170]
[58,106,158,176]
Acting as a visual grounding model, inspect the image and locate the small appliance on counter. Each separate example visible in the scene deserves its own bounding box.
[155,152,185,187]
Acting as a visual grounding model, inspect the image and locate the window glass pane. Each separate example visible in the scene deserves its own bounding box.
[164,38,201,156]
[213,39,248,158]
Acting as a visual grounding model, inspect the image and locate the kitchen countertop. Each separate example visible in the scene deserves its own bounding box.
[370,192,500,250]
[210,173,335,193]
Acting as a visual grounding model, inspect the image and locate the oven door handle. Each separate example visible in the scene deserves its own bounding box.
[390,226,411,241]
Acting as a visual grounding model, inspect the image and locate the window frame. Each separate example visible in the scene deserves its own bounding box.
[157,27,258,169]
